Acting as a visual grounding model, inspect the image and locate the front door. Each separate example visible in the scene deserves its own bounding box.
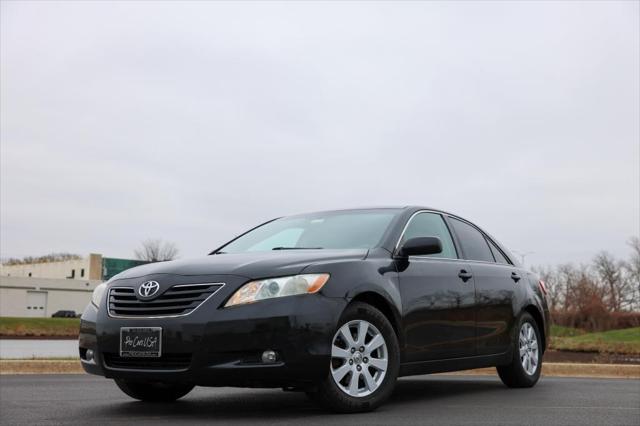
[396,212,477,362]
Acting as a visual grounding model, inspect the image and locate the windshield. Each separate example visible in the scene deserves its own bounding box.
[216,210,400,253]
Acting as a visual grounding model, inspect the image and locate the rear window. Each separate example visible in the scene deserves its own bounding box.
[448,218,494,263]
[488,239,511,265]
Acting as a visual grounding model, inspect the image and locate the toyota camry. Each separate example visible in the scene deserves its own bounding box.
[79,207,549,412]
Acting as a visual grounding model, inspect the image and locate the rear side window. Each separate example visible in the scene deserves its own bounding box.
[448,218,494,262]
[401,212,457,259]
[488,239,511,265]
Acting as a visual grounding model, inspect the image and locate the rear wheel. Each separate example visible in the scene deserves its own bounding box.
[114,379,194,402]
[311,302,400,413]
[497,312,542,388]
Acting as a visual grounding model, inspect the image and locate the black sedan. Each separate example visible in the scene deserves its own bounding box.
[52,310,77,318]
[80,207,550,412]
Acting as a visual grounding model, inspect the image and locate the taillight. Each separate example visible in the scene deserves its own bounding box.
[538,280,548,295]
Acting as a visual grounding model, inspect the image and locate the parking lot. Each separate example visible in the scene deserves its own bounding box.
[1,374,638,425]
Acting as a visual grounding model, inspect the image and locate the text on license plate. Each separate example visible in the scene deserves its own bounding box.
[120,327,162,357]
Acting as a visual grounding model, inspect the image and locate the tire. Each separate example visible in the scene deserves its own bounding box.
[496,312,543,388]
[114,379,194,402]
[311,302,400,413]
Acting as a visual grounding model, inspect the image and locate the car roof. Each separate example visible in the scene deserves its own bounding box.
[285,206,443,216]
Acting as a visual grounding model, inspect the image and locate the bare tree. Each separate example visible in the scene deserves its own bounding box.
[593,251,625,311]
[134,239,179,262]
[624,237,640,311]
[533,237,640,330]
[2,253,82,265]
[556,263,581,313]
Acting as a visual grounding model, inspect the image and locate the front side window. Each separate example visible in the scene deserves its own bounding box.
[218,210,400,253]
[448,218,495,262]
[400,212,457,259]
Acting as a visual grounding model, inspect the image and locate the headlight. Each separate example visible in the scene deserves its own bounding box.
[225,273,330,307]
[91,283,107,309]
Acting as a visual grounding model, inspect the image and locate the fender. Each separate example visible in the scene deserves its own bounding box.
[344,283,405,349]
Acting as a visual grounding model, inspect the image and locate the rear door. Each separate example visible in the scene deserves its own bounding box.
[447,217,518,356]
[396,212,477,362]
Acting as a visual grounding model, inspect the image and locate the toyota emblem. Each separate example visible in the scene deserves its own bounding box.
[138,281,160,298]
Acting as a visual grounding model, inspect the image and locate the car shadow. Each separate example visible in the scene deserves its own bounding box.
[390,376,506,406]
[92,376,505,421]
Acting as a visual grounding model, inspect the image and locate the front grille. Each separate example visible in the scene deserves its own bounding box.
[108,283,224,317]
[103,353,192,370]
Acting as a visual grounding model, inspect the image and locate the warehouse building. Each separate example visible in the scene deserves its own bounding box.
[0,254,147,317]
[0,276,101,317]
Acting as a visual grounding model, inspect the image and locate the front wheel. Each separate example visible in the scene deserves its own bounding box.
[311,302,400,413]
[114,379,194,402]
[497,312,543,388]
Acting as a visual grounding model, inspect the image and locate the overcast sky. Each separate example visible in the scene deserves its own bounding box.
[1,1,638,267]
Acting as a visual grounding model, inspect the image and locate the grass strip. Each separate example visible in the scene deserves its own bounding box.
[550,327,640,355]
[0,317,80,337]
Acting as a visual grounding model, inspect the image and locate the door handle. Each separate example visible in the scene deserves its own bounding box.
[458,270,473,282]
[511,272,521,283]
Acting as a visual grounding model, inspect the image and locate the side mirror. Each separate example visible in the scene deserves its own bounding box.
[398,237,442,257]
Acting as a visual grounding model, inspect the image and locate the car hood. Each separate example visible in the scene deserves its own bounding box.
[110,249,368,281]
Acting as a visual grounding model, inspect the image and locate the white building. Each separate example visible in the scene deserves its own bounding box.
[0,254,148,317]
[2,254,103,280]
[0,276,101,317]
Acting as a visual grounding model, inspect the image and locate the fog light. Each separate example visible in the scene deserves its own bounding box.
[261,350,278,364]
[86,349,94,361]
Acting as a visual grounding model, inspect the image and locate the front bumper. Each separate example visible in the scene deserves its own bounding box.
[79,285,346,388]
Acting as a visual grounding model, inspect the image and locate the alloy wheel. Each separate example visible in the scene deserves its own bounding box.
[330,320,388,397]
[519,322,539,375]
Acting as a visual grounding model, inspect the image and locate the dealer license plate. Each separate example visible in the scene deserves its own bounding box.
[119,327,162,357]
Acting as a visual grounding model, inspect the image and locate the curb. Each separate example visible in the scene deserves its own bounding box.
[0,360,84,375]
[1,360,639,378]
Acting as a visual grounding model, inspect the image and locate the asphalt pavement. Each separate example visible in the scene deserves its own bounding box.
[0,374,638,425]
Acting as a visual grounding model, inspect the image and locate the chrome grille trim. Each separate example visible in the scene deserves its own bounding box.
[107,282,225,319]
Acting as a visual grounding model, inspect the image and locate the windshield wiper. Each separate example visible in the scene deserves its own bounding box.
[272,247,323,250]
